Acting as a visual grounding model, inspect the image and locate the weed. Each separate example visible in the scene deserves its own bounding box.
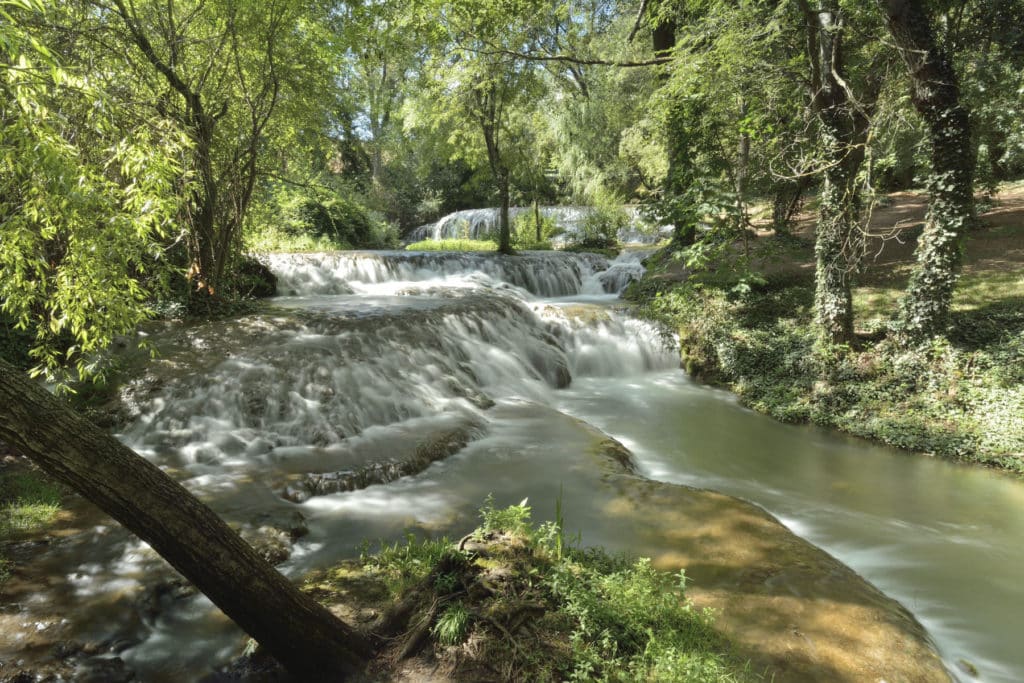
[479,494,532,536]
[432,602,472,646]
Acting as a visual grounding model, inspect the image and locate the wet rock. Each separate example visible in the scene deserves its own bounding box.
[200,651,288,682]
[600,475,951,683]
[1,672,40,683]
[283,426,480,503]
[248,509,309,540]
[590,436,637,474]
[137,578,197,624]
[52,640,83,660]
[240,526,293,566]
[75,656,134,683]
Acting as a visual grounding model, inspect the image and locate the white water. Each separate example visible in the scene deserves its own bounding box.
[408,205,668,244]
[4,248,1023,682]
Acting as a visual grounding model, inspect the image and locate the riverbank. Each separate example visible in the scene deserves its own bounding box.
[628,185,1024,472]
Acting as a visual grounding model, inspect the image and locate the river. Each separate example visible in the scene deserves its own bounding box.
[2,249,1021,681]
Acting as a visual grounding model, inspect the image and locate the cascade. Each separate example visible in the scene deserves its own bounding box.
[266,250,614,298]
[6,246,1023,683]
[407,205,668,244]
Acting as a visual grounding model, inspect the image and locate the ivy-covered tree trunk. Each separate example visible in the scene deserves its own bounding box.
[0,360,375,680]
[802,3,869,345]
[877,0,975,342]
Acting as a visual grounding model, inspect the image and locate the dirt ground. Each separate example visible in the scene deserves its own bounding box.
[781,184,1024,286]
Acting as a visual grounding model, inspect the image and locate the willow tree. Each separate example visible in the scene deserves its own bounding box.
[1,0,184,380]
[877,0,976,342]
[1,4,374,676]
[405,0,546,253]
[80,0,332,298]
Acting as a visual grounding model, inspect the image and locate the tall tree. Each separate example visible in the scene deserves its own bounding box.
[406,0,546,252]
[877,0,976,342]
[91,0,328,298]
[799,1,872,344]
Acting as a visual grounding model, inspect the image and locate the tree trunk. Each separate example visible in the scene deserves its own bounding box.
[0,360,374,680]
[498,173,512,253]
[534,197,542,243]
[877,0,975,342]
[803,5,867,345]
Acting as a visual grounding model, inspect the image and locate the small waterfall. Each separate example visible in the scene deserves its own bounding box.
[266,250,612,298]
[408,206,665,244]
[120,295,675,479]
[582,249,654,295]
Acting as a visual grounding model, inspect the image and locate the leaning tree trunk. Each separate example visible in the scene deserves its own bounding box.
[877,0,975,342]
[0,360,374,680]
[803,4,869,345]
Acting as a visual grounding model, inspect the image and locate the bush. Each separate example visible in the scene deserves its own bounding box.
[511,211,560,250]
[574,203,628,250]
[246,182,399,252]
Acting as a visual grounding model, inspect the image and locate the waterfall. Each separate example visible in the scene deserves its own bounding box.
[265,250,615,297]
[408,206,668,244]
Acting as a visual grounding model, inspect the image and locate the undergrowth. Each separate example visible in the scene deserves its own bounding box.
[627,275,1024,472]
[329,497,752,682]
[0,468,63,585]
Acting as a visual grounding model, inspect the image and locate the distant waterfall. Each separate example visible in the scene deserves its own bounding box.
[408,206,668,244]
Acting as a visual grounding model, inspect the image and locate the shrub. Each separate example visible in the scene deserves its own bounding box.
[574,203,628,250]
[512,211,560,250]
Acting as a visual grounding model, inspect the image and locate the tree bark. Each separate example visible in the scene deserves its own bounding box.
[0,360,374,680]
[497,172,512,253]
[801,3,867,345]
[877,0,975,341]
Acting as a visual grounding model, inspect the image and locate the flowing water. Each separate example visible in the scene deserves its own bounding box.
[408,205,669,244]
[2,248,1022,682]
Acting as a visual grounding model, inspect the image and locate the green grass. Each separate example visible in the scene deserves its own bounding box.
[335,499,753,682]
[1,469,63,585]
[0,471,61,536]
[405,238,499,252]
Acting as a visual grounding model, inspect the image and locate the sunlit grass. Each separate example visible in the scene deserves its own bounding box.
[953,270,1024,311]
[0,470,62,585]
[0,471,61,537]
[405,238,498,252]
[853,267,1024,329]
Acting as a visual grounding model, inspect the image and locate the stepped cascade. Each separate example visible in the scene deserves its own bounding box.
[4,248,1023,683]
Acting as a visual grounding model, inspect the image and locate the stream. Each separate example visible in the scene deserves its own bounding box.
[2,249,1022,682]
